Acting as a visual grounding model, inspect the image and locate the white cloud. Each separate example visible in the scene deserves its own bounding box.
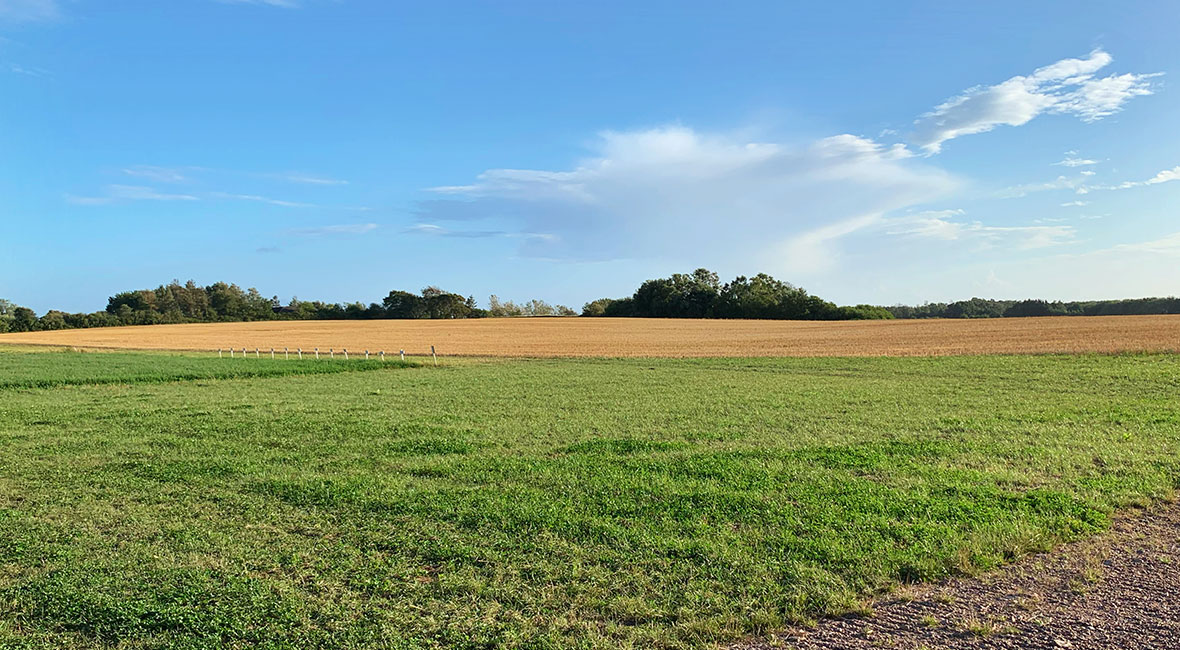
[0,0,59,22]
[911,50,1157,153]
[883,210,1075,250]
[1145,167,1180,185]
[1054,157,1098,167]
[418,126,957,268]
[1061,200,1089,207]
[289,223,378,236]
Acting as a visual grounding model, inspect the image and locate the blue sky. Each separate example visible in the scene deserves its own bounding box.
[2,1,1178,313]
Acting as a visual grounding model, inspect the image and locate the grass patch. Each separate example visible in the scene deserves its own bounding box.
[0,351,1177,648]
[0,347,417,390]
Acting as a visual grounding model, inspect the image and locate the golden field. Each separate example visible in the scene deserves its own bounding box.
[1,315,1178,357]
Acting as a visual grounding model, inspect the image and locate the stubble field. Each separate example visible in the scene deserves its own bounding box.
[2,314,1179,357]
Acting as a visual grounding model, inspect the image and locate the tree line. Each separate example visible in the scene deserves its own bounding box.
[0,281,577,333]
[885,296,1180,319]
[581,269,894,320]
[3,275,1178,333]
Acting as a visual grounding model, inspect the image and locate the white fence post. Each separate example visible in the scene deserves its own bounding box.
[379,350,385,362]
[315,347,319,360]
[271,348,275,359]
[298,348,303,360]
[431,345,437,366]
[242,347,247,358]
[400,349,405,361]
[330,348,334,359]
[218,348,223,358]
[230,348,234,358]
[365,350,370,360]
[343,349,348,360]
[255,348,259,359]
[284,347,289,360]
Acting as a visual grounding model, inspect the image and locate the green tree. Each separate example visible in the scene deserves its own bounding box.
[632,268,721,318]
[383,291,425,319]
[38,310,68,330]
[581,298,615,317]
[11,307,38,332]
[0,298,17,332]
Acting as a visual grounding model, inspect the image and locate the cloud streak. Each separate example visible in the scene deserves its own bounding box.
[216,0,300,8]
[274,173,349,186]
[884,210,1075,250]
[67,185,199,205]
[288,223,378,236]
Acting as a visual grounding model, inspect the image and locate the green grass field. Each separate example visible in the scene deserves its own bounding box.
[0,349,1177,649]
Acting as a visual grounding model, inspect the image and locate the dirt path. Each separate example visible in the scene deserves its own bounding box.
[736,503,1180,650]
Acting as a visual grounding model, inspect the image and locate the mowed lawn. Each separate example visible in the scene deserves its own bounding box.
[0,349,1178,649]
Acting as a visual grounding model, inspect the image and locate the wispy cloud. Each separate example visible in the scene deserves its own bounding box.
[208,191,316,208]
[405,223,556,241]
[70,176,366,209]
[1109,232,1180,255]
[911,49,1158,153]
[288,223,378,236]
[216,0,301,7]
[122,165,192,183]
[272,173,349,186]
[0,0,60,22]
[7,62,48,76]
[256,246,281,254]
[884,210,1075,250]
[1061,200,1089,207]
[67,185,199,205]
[997,164,1179,198]
[996,175,1088,199]
[404,224,506,238]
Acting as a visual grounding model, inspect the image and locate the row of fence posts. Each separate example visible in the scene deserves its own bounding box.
[217,345,437,365]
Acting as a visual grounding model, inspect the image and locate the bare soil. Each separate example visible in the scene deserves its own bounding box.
[736,502,1180,650]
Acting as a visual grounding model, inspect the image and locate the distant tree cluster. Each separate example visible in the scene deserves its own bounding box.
[886,296,1180,319]
[487,296,577,317]
[581,269,894,320]
[0,299,38,333]
[0,281,579,333]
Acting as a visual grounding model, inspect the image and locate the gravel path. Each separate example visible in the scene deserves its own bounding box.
[736,503,1180,650]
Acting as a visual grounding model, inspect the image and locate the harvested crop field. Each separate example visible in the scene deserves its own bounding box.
[2,314,1179,357]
